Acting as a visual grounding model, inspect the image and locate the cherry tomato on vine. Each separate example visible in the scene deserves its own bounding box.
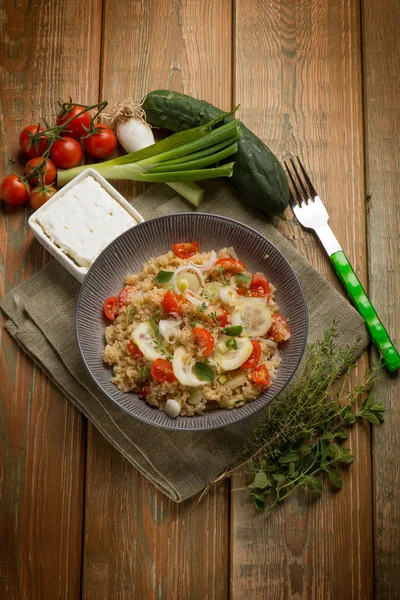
[19,125,48,157]
[25,157,57,185]
[172,242,199,259]
[83,124,117,159]
[56,104,91,139]
[1,175,30,206]
[50,137,82,169]
[29,186,57,211]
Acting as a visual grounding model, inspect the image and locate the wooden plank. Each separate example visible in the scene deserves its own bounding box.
[362,1,400,597]
[0,0,102,597]
[231,1,373,598]
[82,1,232,598]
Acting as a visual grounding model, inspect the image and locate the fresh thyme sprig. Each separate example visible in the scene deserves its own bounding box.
[199,324,383,510]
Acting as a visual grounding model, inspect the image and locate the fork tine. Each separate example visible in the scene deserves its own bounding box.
[296,157,318,198]
[288,190,298,212]
[284,160,303,205]
[290,158,311,203]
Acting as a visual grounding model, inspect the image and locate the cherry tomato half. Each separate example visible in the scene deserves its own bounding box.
[193,326,214,357]
[19,125,48,157]
[268,313,291,342]
[126,340,143,359]
[214,257,246,273]
[151,358,176,383]
[29,186,57,211]
[103,296,117,320]
[215,308,230,327]
[83,124,117,159]
[25,157,57,186]
[50,137,82,169]
[163,289,184,316]
[250,273,270,298]
[250,364,271,386]
[173,242,199,259]
[241,340,261,369]
[118,285,136,310]
[56,104,91,139]
[1,175,30,206]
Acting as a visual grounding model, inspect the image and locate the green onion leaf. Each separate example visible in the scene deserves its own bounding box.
[226,338,238,350]
[222,325,243,336]
[236,273,251,284]
[154,270,174,284]
[194,361,215,382]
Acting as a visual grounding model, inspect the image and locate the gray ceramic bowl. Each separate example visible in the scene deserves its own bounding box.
[76,213,308,431]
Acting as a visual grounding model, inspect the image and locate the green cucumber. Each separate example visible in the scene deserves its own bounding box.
[143,90,289,216]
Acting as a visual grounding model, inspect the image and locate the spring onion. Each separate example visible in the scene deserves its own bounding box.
[57,113,241,207]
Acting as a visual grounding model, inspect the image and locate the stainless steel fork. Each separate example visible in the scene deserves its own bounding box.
[285,157,400,372]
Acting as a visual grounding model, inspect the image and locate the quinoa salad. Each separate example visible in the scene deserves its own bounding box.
[103,241,291,418]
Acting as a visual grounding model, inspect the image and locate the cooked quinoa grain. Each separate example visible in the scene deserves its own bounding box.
[103,245,291,417]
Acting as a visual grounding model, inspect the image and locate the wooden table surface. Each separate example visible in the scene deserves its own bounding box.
[1,1,399,598]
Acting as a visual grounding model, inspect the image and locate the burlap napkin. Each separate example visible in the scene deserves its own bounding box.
[0,182,369,501]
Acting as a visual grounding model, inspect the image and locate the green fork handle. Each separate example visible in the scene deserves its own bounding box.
[330,251,400,371]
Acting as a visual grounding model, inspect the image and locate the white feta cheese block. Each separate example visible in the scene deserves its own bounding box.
[35,176,137,268]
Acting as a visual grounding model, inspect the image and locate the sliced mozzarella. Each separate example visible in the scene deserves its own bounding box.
[172,346,207,387]
[131,321,163,362]
[231,298,272,337]
[214,335,253,371]
[220,286,240,306]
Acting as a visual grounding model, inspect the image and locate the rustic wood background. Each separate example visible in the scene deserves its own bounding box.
[0,0,399,598]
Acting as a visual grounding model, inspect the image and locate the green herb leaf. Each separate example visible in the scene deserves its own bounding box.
[272,473,286,483]
[149,317,159,336]
[226,338,238,350]
[278,451,300,464]
[236,273,251,284]
[337,448,355,464]
[305,475,323,493]
[247,471,271,491]
[329,469,343,489]
[222,325,243,336]
[194,361,215,382]
[154,270,174,284]
[140,366,151,381]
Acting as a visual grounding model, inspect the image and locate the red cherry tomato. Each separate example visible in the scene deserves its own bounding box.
[241,340,262,369]
[151,358,176,383]
[117,285,136,310]
[56,104,91,139]
[215,308,230,327]
[250,364,271,386]
[126,340,143,359]
[29,186,57,211]
[1,175,30,206]
[19,125,48,157]
[172,242,199,259]
[268,313,291,342]
[250,273,270,298]
[163,289,184,316]
[50,137,82,169]
[193,326,214,357]
[103,296,117,320]
[83,124,117,158]
[214,257,246,273]
[25,157,57,185]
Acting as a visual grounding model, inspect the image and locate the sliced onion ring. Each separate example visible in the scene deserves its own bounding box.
[172,265,205,295]
[184,289,208,308]
[189,250,217,272]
